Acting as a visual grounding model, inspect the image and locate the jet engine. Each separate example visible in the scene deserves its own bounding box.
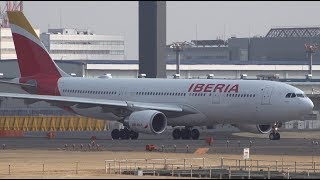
[124,110,167,134]
[234,124,273,134]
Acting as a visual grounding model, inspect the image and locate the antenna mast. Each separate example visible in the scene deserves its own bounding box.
[0,1,23,28]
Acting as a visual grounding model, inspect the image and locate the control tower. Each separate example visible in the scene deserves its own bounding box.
[139,1,166,78]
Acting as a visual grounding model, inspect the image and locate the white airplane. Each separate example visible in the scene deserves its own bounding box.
[0,11,314,140]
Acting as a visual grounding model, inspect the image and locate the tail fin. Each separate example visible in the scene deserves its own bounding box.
[7,11,69,78]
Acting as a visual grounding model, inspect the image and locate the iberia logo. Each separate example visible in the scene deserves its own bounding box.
[144,125,148,129]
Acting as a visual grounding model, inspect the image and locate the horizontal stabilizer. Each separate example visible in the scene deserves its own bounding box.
[0,80,36,88]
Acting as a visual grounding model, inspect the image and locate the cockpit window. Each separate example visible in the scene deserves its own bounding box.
[296,93,305,98]
[285,93,306,98]
[285,93,292,98]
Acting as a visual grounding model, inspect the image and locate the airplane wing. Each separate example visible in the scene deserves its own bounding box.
[0,92,197,118]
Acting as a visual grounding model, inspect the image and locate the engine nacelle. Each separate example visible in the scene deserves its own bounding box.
[234,124,272,134]
[124,110,167,134]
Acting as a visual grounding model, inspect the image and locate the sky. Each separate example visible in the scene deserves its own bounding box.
[6,1,320,59]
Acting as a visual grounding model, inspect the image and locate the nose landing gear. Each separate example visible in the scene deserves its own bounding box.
[269,122,281,140]
[172,127,200,140]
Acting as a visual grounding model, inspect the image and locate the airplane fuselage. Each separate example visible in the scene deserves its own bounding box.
[4,11,314,140]
[57,77,313,126]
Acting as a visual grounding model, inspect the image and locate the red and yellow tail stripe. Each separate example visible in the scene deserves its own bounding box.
[7,11,68,79]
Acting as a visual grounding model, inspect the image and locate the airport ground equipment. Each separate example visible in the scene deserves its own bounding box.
[145,144,157,151]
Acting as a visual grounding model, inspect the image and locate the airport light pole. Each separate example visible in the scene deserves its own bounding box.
[169,41,192,76]
[305,43,319,78]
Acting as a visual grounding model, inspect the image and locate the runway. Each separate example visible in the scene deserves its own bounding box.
[0,130,319,178]
[0,129,319,156]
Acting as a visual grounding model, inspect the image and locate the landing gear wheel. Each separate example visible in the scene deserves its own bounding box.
[111,129,120,140]
[191,129,200,140]
[269,133,275,140]
[181,128,191,139]
[120,128,130,139]
[129,130,139,140]
[275,132,280,140]
[269,132,280,140]
[172,129,181,140]
[269,122,281,140]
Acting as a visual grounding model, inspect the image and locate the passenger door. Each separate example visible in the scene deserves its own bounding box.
[261,86,273,105]
[119,87,128,100]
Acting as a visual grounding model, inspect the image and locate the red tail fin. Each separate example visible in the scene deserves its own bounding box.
[7,11,69,95]
[7,11,69,78]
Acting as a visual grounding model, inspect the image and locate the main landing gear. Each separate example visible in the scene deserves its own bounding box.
[269,122,281,140]
[111,128,139,140]
[172,127,200,140]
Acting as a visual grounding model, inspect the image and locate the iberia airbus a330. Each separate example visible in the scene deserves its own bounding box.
[0,11,314,140]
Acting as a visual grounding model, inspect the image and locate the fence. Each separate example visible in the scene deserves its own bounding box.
[104,157,320,173]
[0,157,320,178]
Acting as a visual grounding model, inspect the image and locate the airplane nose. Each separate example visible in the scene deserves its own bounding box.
[305,98,314,113]
[309,98,314,110]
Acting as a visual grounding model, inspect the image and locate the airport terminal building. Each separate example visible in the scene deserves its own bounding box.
[0,27,40,59]
[40,28,125,60]
[167,27,320,63]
